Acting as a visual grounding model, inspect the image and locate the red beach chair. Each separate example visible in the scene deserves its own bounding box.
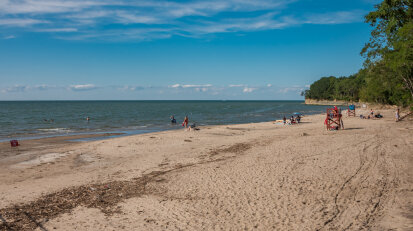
[325,108,344,130]
[10,140,19,147]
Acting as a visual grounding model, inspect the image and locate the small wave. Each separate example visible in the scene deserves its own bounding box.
[37,128,72,133]
[125,126,148,130]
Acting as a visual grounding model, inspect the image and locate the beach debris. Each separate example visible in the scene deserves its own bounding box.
[209,142,252,157]
[0,169,171,230]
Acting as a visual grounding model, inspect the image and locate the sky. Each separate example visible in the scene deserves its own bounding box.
[0,0,381,100]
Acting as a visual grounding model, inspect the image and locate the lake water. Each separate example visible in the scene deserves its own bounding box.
[0,100,328,141]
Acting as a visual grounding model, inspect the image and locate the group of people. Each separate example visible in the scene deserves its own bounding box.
[357,107,407,122]
[282,114,301,125]
[170,115,196,131]
[360,109,383,119]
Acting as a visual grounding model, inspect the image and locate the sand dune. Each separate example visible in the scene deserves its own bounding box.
[0,109,412,230]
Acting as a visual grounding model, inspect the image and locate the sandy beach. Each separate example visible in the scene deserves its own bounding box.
[0,109,412,230]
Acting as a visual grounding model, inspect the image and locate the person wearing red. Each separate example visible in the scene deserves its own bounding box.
[183,115,189,130]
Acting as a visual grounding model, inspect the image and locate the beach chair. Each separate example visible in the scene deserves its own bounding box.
[10,140,19,147]
[325,108,344,130]
[347,105,356,117]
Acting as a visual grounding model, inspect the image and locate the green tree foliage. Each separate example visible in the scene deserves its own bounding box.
[362,0,413,101]
[306,77,336,100]
[359,62,409,105]
[305,0,412,106]
[305,74,365,102]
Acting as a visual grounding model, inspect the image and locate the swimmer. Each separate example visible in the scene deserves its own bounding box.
[170,115,177,124]
[183,115,189,130]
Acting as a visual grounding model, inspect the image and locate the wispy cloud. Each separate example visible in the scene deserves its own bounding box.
[0,84,58,93]
[243,87,256,93]
[1,85,29,93]
[0,0,107,14]
[32,84,58,90]
[68,84,98,91]
[0,83,309,98]
[304,10,365,25]
[169,84,212,88]
[0,0,366,40]
[36,28,78,32]
[0,18,47,27]
[278,85,307,94]
[117,85,145,91]
[4,35,16,39]
[229,84,245,87]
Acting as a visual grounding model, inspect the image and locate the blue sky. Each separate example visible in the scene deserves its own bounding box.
[0,0,380,100]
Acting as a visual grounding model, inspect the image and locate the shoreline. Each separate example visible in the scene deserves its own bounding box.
[0,132,127,143]
[0,109,412,230]
[304,98,406,110]
[0,100,327,144]
[0,113,318,144]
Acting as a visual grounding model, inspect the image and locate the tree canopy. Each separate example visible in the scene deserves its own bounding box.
[305,0,413,106]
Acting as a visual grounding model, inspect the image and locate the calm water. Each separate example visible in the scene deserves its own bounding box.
[0,101,328,141]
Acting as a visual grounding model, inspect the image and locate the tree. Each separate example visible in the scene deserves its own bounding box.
[305,1,412,106]
[307,77,336,100]
[362,0,413,99]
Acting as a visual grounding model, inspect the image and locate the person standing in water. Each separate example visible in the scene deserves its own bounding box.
[86,116,90,122]
[170,115,177,124]
[183,115,189,130]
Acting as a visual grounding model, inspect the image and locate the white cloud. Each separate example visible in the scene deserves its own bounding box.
[267,84,272,87]
[229,84,244,87]
[69,84,98,91]
[117,85,145,91]
[0,84,61,93]
[114,11,162,24]
[169,84,181,88]
[32,84,57,90]
[195,87,209,92]
[0,18,47,27]
[0,0,108,14]
[37,28,78,32]
[278,86,306,94]
[304,10,365,25]
[1,85,29,93]
[243,87,256,93]
[4,35,15,39]
[182,84,212,88]
[0,1,366,41]
[169,84,212,88]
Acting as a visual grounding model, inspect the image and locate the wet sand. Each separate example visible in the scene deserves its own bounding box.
[0,109,412,230]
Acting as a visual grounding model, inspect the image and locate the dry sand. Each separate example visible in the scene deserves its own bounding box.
[0,109,412,230]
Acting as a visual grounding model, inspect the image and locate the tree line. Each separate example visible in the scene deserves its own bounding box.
[304,0,413,107]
